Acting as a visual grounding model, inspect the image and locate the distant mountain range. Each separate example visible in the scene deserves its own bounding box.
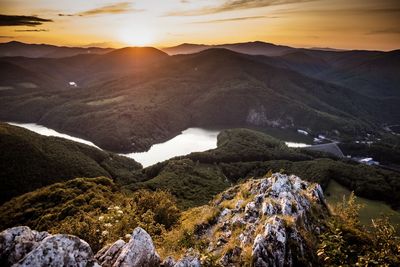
[162,41,294,56]
[0,41,113,58]
[0,41,398,152]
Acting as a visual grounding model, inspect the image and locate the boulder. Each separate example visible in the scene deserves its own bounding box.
[101,227,160,267]
[173,255,201,267]
[0,226,49,265]
[0,226,98,267]
[95,239,126,267]
[14,234,98,267]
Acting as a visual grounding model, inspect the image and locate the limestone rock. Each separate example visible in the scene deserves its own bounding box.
[173,255,201,267]
[14,234,98,267]
[95,239,126,267]
[108,227,160,267]
[161,256,176,267]
[187,173,327,266]
[0,226,50,265]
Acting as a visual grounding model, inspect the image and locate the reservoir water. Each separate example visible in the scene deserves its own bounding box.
[6,122,308,167]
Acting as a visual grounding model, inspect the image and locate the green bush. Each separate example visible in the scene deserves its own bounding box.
[317,193,400,266]
[0,177,181,252]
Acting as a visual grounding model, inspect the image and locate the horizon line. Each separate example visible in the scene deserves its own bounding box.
[1,39,399,52]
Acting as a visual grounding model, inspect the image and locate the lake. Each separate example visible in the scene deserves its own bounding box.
[6,122,220,167]
[125,128,219,167]
[6,122,309,167]
[7,122,100,148]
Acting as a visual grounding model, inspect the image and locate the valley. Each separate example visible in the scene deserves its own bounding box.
[0,42,399,155]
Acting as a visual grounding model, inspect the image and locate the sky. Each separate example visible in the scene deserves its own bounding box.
[0,0,399,50]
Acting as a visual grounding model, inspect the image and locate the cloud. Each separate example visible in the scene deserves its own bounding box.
[192,15,277,24]
[167,0,317,16]
[57,2,143,17]
[0,35,14,38]
[273,5,400,16]
[80,2,143,16]
[0,14,53,26]
[14,29,49,32]
[366,28,400,35]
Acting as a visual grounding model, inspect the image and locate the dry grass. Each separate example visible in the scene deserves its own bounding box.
[157,205,220,259]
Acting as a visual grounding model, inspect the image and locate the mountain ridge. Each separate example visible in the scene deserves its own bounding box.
[1,46,398,152]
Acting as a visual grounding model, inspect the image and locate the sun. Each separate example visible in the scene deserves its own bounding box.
[117,27,155,47]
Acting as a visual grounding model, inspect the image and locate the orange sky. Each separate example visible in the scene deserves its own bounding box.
[0,0,399,50]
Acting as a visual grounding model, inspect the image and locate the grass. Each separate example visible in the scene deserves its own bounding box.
[325,179,400,230]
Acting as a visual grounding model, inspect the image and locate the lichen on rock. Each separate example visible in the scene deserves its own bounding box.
[161,173,328,266]
[0,226,98,267]
[97,227,160,267]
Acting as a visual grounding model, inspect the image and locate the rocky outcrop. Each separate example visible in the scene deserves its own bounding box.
[246,106,295,128]
[0,173,327,267]
[1,226,160,267]
[0,226,49,265]
[196,173,327,266]
[173,255,201,267]
[0,226,98,267]
[95,239,126,267]
[95,227,160,267]
[15,235,98,267]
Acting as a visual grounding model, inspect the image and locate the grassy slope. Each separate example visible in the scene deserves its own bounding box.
[0,177,119,231]
[0,122,141,204]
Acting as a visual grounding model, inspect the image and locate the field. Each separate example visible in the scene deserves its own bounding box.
[325,179,400,230]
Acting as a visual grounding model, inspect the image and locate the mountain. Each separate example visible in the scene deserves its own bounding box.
[0,61,61,90]
[0,46,169,90]
[163,41,294,56]
[161,43,210,55]
[0,122,141,204]
[0,41,113,58]
[1,48,399,153]
[262,49,400,98]
[165,42,400,98]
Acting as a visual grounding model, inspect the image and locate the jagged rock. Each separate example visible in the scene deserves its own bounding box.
[219,208,231,219]
[0,226,98,267]
[108,227,160,267]
[0,226,50,265]
[221,245,242,266]
[253,216,289,267]
[95,239,126,267]
[188,173,327,266]
[14,234,98,267]
[173,255,201,267]
[161,256,176,267]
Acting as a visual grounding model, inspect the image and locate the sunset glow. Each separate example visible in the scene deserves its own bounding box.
[0,0,399,50]
[117,27,156,46]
